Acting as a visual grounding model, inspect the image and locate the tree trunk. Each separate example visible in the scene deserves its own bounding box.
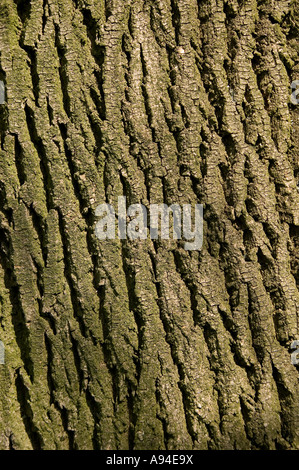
[0,0,298,451]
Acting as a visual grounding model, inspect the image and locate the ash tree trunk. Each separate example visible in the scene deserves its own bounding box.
[0,0,298,450]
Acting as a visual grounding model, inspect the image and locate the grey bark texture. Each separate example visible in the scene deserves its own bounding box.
[0,0,298,450]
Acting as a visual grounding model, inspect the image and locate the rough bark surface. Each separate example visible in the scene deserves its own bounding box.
[0,0,298,450]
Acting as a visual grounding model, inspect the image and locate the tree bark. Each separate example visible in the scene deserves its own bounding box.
[0,0,298,450]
